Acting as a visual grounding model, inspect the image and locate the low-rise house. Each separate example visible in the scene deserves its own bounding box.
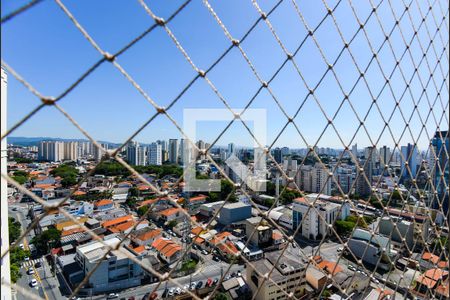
[94,199,114,211]
[151,238,182,264]
[158,207,184,223]
[130,227,162,246]
[412,268,449,298]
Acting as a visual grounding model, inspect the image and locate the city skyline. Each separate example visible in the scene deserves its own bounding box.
[3,1,447,149]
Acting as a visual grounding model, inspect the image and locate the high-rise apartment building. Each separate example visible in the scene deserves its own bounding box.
[431,131,449,212]
[273,147,282,164]
[299,163,331,195]
[63,141,78,161]
[94,143,109,162]
[157,140,168,163]
[1,67,11,300]
[38,141,65,162]
[351,143,358,158]
[148,142,162,165]
[169,139,179,164]
[126,141,146,166]
[356,147,374,197]
[227,143,235,159]
[400,143,418,180]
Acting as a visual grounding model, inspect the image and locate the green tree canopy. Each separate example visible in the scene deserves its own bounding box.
[8,217,21,243]
[50,164,79,187]
[31,227,61,254]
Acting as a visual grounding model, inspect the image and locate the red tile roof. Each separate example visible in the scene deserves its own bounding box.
[102,215,133,228]
[159,207,181,217]
[94,199,113,207]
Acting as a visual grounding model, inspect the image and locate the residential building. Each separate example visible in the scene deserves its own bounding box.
[218,202,252,225]
[246,251,307,300]
[94,199,114,212]
[63,141,78,161]
[299,163,331,195]
[292,195,340,240]
[356,147,374,197]
[74,237,144,293]
[400,143,418,181]
[130,227,162,246]
[148,142,162,165]
[431,131,449,213]
[38,141,64,162]
[273,147,282,164]
[94,142,109,162]
[151,238,182,264]
[228,143,235,158]
[169,139,178,164]
[1,67,11,300]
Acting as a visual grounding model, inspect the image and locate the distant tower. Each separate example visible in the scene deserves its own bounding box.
[169,139,179,164]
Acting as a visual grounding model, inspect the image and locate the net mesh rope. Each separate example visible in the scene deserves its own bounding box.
[1,0,449,299]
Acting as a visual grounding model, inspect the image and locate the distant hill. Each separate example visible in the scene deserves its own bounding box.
[8,137,118,147]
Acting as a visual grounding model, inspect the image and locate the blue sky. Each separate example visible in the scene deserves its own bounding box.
[2,0,448,150]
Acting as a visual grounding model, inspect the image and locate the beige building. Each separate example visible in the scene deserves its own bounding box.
[246,252,307,300]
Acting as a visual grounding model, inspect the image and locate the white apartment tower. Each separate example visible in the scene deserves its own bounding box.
[148,142,162,165]
[63,141,78,161]
[94,143,109,162]
[38,141,64,162]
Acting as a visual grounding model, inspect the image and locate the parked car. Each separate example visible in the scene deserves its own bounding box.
[19,244,24,249]
[182,284,189,292]
[161,289,168,298]
[27,268,35,275]
[212,256,220,262]
[196,281,203,289]
[213,278,219,285]
[190,282,197,290]
[24,256,30,261]
[175,287,182,295]
[34,261,42,268]
[237,271,242,277]
[107,293,119,299]
[168,288,175,296]
[201,250,209,255]
[29,279,38,287]
[206,278,213,287]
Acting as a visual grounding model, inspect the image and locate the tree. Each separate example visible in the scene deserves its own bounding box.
[279,189,303,205]
[213,292,229,300]
[335,220,355,235]
[14,157,33,164]
[94,160,131,177]
[11,175,27,185]
[31,227,61,254]
[9,247,30,283]
[8,217,22,243]
[50,164,79,187]
[126,197,137,208]
[167,220,178,229]
[10,263,21,283]
[128,187,139,197]
[208,180,237,203]
[137,206,149,217]
[180,259,197,273]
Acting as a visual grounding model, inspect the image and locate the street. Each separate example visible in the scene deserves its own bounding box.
[9,203,65,300]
